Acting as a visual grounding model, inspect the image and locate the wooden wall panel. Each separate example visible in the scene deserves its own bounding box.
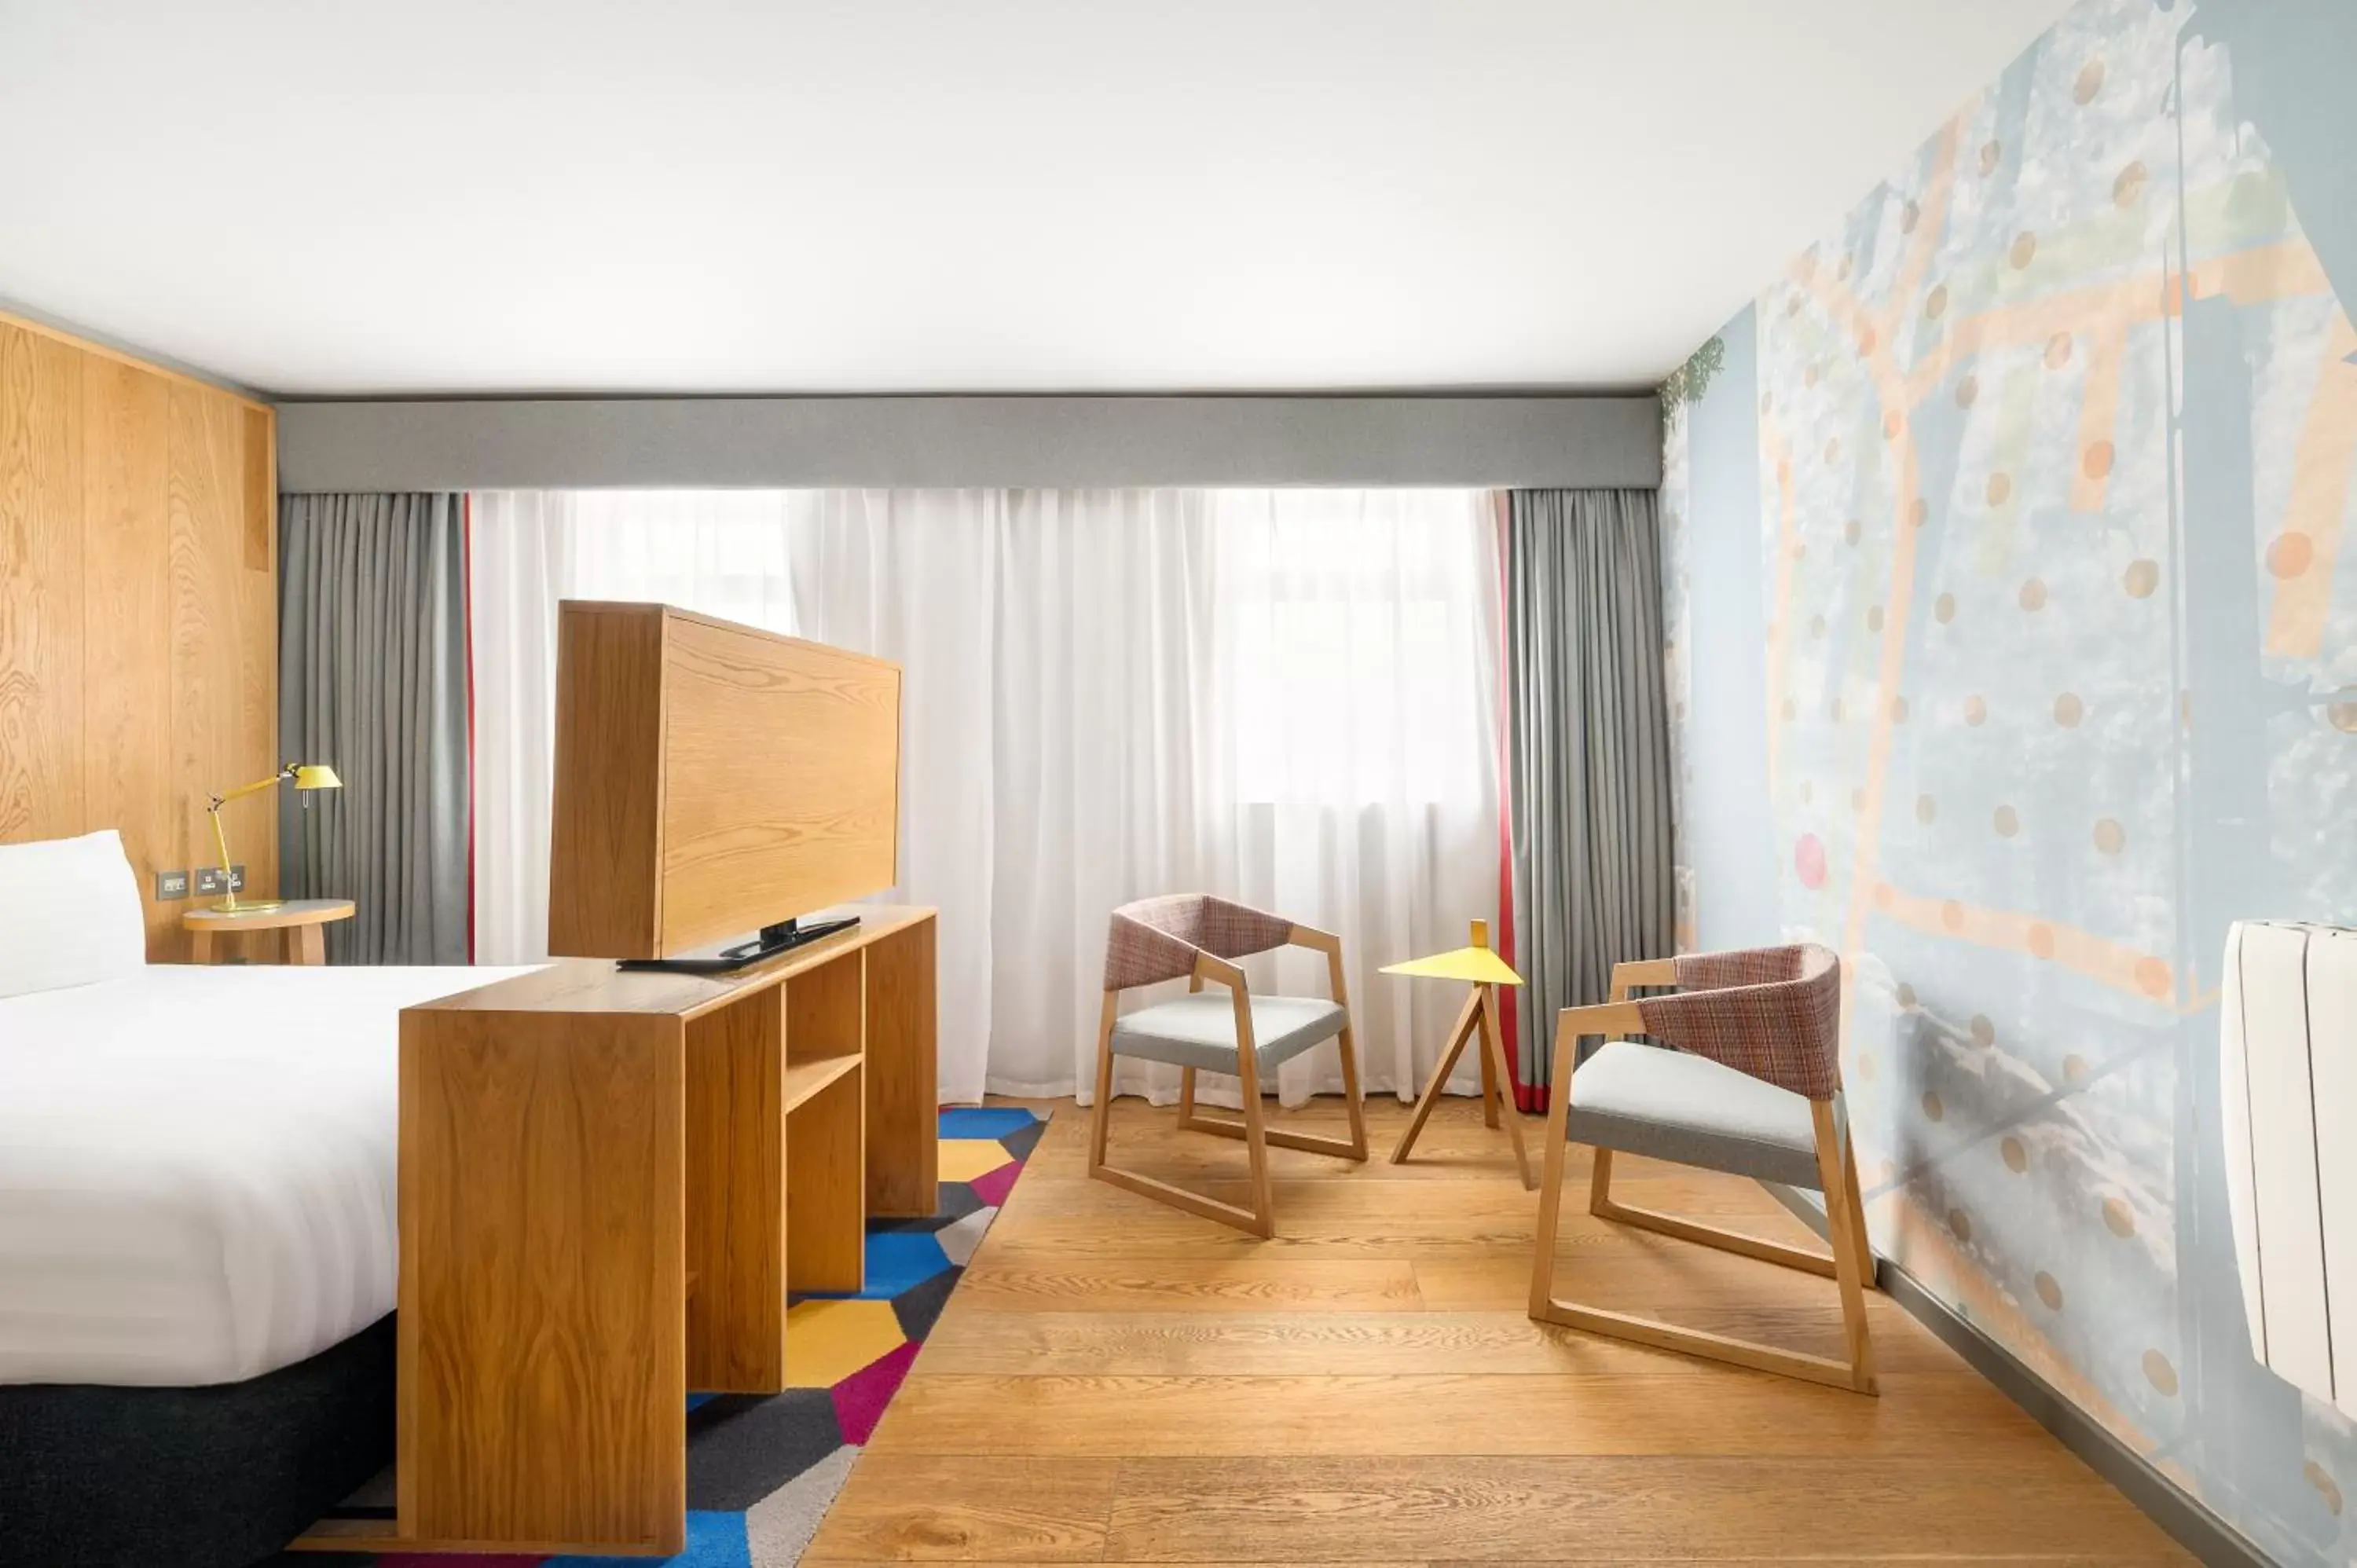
[241,405,273,572]
[170,383,278,936]
[82,358,174,952]
[0,324,86,844]
[0,311,275,959]
[234,408,277,899]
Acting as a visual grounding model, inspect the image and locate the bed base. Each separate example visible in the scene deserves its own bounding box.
[0,1315,394,1568]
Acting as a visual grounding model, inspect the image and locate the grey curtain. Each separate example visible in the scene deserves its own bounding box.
[1505,487,1675,1104]
[278,493,471,964]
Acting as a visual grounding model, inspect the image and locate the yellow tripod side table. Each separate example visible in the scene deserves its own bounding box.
[1383,918,1534,1189]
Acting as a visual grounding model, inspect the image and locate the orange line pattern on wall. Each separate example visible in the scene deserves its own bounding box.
[2265,312,2357,659]
[1871,879,2174,1004]
[1761,420,1798,793]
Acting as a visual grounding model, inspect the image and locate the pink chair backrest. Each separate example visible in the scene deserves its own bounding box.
[1630,943,1844,1099]
[1102,894,1295,991]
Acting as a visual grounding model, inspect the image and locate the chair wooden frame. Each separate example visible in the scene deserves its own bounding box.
[1089,924,1367,1238]
[1527,958,1879,1394]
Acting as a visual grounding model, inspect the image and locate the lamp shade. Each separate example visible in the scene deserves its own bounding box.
[291,764,342,791]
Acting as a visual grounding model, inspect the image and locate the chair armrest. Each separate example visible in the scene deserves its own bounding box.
[1607,957,1678,1002]
[1555,999,1644,1049]
[1285,923,1347,1006]
[1546,998,1645,1083]
[1286,923,1340,955]
[1192,951,1248,991]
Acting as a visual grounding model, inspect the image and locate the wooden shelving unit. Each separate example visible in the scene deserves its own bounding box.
[295,906,938,1560]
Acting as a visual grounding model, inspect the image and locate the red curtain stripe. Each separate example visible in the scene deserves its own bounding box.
[1491,489,1541,1112]
[460,493,478,966]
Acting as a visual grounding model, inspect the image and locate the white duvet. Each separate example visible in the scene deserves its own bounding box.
[0,962,533,1387]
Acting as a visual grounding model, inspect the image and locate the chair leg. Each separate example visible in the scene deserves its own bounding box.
[1336,1024,1369,1160]
[1527,1027,1578,1317]
[1177,973,1204,1124]
[1091,1160,1271,1236]
[1593,1189,1842,1278]
[1189,1024,1372,1161]
[1318,938,1366,1160]
[1476,985,1534,1189]
[1814,1098,1879,1393]
[1092,991,1273,1236]
[1391,987,1483,1165]
[1839,1109,1877,1292]
[1582,1065,1844,1279]
[1181,1110,1368,1159]
[1530,1036,1878,1393]
[1534,1290,1875,1391]
[1088,991,1117,1171]
[1178,1035,1362,1163]
[1589,1134,1842,1279]
[1231,995,1276,1239]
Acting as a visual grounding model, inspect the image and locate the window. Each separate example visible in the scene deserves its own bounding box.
[1216,489,1497,808]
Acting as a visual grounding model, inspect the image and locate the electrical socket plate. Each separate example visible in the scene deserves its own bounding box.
[155,870,189,900]
[192,866,246,896]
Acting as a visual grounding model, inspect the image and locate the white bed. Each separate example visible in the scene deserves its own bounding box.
[0,959,532,1387]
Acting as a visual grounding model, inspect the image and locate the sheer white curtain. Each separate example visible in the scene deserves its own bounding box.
[467,489,568,970]
[470,487,1501,1108]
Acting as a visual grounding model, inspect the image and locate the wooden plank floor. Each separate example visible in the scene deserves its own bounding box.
[808,1096,2191,1566]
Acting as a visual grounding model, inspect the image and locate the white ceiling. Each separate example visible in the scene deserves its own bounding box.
[0,1,2068,397]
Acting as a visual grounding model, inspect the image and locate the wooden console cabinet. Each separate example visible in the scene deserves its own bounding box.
[297,907,937,1558]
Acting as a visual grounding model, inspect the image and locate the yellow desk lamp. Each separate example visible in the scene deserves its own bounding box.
[206,762,341,913]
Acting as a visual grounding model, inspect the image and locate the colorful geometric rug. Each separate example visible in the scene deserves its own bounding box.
[273,1106,1039,1568]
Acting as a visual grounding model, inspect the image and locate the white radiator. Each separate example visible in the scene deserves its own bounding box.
[2221,921,2357,1415]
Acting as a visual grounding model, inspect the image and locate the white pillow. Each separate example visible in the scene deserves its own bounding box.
[0,829,148,999]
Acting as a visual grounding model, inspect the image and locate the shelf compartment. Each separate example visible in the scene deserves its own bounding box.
[786,1061,866,1294]
[782,1050,861,1113]
[785,947,864,1064]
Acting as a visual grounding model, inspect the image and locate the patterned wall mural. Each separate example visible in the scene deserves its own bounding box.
[1662,0,2357,1561]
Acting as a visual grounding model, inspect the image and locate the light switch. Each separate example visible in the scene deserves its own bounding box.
[156,870,189,900]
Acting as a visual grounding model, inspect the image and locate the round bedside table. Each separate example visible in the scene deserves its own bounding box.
[183,898,355,965]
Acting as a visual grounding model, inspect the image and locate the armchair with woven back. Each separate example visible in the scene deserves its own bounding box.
[1534,942,1879,1394]
[1084,896,1877,1394]
[1088,893,1368,1239]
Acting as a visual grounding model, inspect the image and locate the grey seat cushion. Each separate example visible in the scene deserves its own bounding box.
[1565,1039,1828,1189]
[1110,992,1347,1075]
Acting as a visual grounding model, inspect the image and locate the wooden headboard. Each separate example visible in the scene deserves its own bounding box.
[0,310,279,961]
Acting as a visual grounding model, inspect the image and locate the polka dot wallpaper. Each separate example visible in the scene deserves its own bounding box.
[1659,1,2357,1562]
